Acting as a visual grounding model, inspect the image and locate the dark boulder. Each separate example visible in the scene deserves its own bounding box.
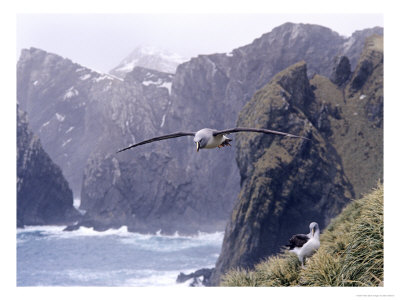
[176,268,214,286]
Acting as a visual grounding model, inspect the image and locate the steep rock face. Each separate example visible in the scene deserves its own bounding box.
[17,107,79,227]
[313,34,383,197]
[211,62,354,284]
[77,69,176,232]
[17,48,123,195]
[211,35,383,285]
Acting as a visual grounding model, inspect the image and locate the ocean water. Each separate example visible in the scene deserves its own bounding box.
[17,225,223,287]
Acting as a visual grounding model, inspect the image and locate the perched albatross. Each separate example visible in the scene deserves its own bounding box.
[286,222,320,267]
[117,127,309,153]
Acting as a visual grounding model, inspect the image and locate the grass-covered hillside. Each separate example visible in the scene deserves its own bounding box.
[221,184,383,287]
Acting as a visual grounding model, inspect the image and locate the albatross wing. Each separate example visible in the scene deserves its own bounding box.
[117,131,195,153]
[212,127,310,140]
[286,234,310,250]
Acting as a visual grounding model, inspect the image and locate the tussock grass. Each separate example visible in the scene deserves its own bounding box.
[339,185,383,286]
[220,252,300,287]
[221,184,383,287]
[299,248,343,286]
[253,252,301,286]
[220,268,259,287]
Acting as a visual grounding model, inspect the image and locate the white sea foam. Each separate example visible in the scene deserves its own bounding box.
[17,225,223,245]
[61,226,131,238]
[61,268,194,287]
[123,269,193,287]
[17,225,130,239]
[119,230,223,253]
[17,225,66,234]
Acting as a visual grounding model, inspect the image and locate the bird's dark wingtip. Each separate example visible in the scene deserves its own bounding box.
[116,147,129,154]
[285,244,295,250]
[288,134,311,141]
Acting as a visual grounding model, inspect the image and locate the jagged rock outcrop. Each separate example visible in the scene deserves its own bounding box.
[330,56,351,86]
[17,107,79,227]
[211,34,383,285]
[339,27,383,69]
[176,268,214,286]
[17,23,383,235]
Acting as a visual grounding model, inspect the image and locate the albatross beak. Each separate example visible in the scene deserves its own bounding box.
[196,142,200,152]
[312,228,315,237]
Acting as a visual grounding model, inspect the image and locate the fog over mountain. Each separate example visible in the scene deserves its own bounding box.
[16,14,383,73]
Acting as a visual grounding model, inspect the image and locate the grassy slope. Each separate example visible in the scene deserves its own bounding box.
[221,184,383,287]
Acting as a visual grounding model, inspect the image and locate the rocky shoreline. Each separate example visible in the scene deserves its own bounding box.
[176,268,215,287]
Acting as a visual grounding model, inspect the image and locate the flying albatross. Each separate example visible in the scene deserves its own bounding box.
[286,222,320,267]
[117,127,309,153]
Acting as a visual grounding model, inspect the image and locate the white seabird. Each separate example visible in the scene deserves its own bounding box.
[286,222,320,267]
[117,127,309,153]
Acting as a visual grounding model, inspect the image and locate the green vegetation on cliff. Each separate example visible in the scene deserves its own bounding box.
[212,34,383,285]
[221,184,383,287]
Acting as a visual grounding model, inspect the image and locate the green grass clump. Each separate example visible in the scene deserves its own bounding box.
[220,252,301,287]
[220,268,259,287]
[253,252,301,286]
[221,184,383,287]
[299,248,342,286]
[339,185,383,286]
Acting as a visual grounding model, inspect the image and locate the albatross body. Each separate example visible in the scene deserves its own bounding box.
[286,222,320,267]
[193,128,232,150]
[117,127,309,153]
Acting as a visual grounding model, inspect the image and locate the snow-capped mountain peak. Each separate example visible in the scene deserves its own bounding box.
[109,46,187,77]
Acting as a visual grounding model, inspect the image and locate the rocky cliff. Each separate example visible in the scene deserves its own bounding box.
[17,48,122,195]
[17,107,79,227]
[17,23,382,234]
[211,35,383,285]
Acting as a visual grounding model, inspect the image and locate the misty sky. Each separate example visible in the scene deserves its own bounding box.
[16,14,383,73]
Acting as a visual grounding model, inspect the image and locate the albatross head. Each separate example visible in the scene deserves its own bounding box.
[309,222,320,237]
[193,129,210,152]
